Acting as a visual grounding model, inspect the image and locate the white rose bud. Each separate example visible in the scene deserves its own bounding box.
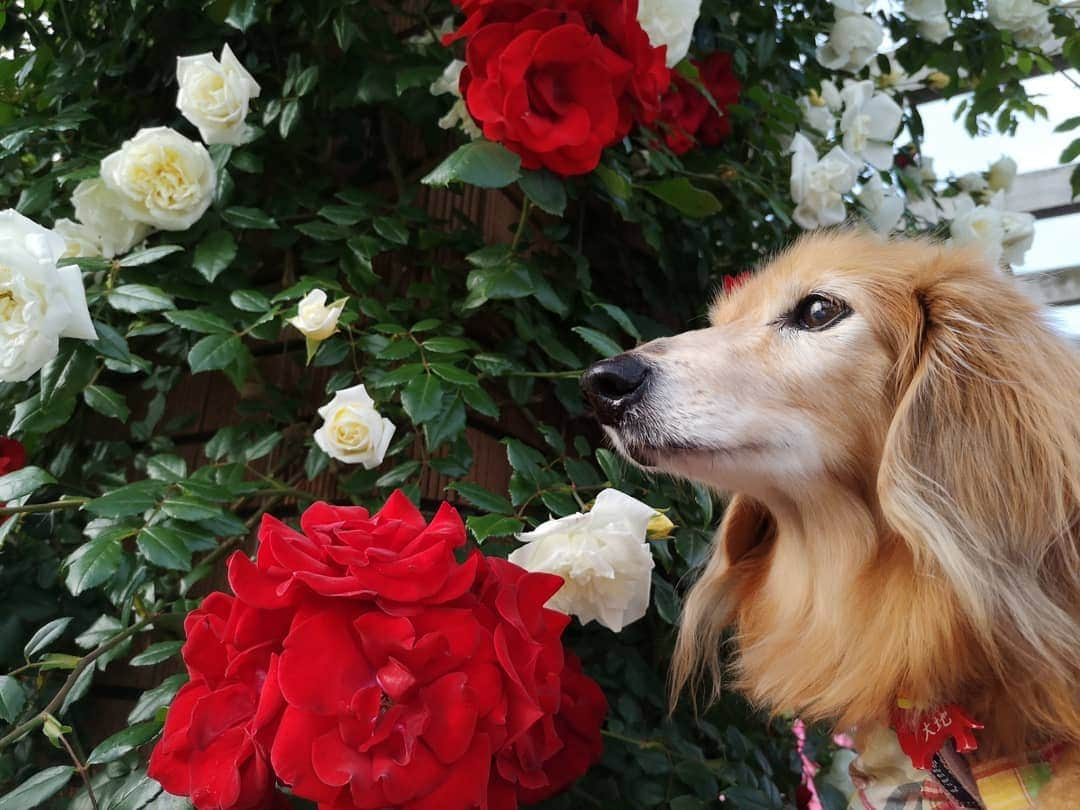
[508,489,657,633]
[988,156,1018,192]
[52,218,104,259]
[0,209,98,382]
[816,14,884,73]
[429,60,482,140]
[71,178,152,259]
[314,384,396,469]
[636,0,703,67]
[176,44,261,146]
[289,289,347,341]
[957,171,990,195]
[101,127,215,231]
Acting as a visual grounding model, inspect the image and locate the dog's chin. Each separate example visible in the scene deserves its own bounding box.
[603,427,726,474]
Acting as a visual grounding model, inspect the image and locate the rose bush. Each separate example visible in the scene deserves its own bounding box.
[1,1,1076,808]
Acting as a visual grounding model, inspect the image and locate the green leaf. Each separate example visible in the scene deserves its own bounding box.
[85,480,165,518]
[129,640,184,667]
[83,385,130,422]
[108,770,162,810]
[24,617,73,660]
[230,289,271,312]
[65,534,124,596]
[9,393,76,435]
[572,326,623,358]
[424,396,466,451]
[1054,115,1080,133]
[293,65,320,96]
[518,170,567,216]
[319,204,367,225]
[128,674,187,723]
[117,244,183,267]
[0,766,75,810]
[401,374,444,423]
[652,574,680,624]
[165,309,233,334]
[86,721,161,765]
[137,525,201,570]
[225,0,260,31]
[279,99,301,139]
[429,362,479,387]
[1061,136,1080,165]
[40,344,96,404]
[0,466,56,501]
[421,140,522,189]
[461,384,499,418]
[193,230,237,282]
[0,676,26,724]
[222,206,278,229]
[595,164,632,199]
[160,495,222,522]
[645,178,722,219]
[467,514,524,543]
[448,482,514,515]
[108,284,176,313]
[38,653,81,671]
[422,337,470,354]
[188,334,245,374]
[376,460,422,488]
[373,216,409,245]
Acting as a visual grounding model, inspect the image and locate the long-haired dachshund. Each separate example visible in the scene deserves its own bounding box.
[582,231,1080,808]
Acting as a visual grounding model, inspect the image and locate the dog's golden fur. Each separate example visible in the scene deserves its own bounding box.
[610,231,1079,800]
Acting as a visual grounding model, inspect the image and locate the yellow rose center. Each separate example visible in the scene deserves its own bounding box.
[0,288,17,321]
[330,409,372,451]
[131,147,193,209]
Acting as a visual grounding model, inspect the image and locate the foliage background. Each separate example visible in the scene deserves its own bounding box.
[0,0,1076,808]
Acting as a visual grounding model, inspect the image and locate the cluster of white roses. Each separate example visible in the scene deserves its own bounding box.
[0,45,261,384]
[790,0,1059,267]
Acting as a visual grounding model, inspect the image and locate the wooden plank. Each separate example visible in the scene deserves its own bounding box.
[1018,264,1080,306]
[1005,165,1079,219]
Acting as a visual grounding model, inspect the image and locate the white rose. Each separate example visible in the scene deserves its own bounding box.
[948,197,1005,265]
[636,0,702,67]
[816,14,884,73]
[508,489,657,633]
[840,80,903,170]
[1000,209,1036,265]
[820,79,843,111]
[957,171,991,195]
[918,15,951,42]
[988,156,1018,191]
[0,210,98,382]
[988,0,1054,47]
[790,133,860,230]
[314,384,396,469]
[101,127,215,231]
[288,289,346,341]
[71,178,152,258]
[52,218,103,259]
[857,174,905,233]
[176,44,261,146]
[831,0,874,13]
[430,60,482,139]
[904,0,946,20]
[798,94,836,136]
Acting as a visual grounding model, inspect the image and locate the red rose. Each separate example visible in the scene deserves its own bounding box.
[154,493,610,810]
[148,593,290,810]
[463,10,634,176]
[269,601,504,810]
[444,0,545,44]
[0,437,26,476]
[228,491,478,611]
[658,52,740,155]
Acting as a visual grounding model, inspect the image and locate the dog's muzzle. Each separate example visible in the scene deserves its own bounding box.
[580,353,651,425]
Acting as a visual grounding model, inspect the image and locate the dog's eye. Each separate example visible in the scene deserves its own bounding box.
[791,294,850,331]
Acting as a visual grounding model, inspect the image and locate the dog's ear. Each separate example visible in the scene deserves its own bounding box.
[671,495,773,706]
[877,258,1080,735]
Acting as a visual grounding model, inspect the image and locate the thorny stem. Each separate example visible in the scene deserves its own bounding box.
[57,730,100,810]
[0,498,88,517]
[0,614,160,752]
[510,199,532,252]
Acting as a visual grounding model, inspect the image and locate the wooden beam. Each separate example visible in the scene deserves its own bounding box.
[1019,264,1080,306]
[1006,165,1080,219]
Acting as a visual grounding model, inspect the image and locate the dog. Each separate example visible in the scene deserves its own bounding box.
[581,231,1080,808]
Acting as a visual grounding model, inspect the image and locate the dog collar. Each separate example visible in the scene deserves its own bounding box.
[890,700,985,808]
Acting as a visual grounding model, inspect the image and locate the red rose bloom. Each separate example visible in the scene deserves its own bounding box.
[153,493,609,810]
[444,0,545,44]
[0,437,26,476]
[463,10,634,176]
[228,491,478,610]
[658,52,740,155]
[148,593,291,810]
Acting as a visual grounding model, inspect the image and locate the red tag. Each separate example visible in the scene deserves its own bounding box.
[891,704,983,770]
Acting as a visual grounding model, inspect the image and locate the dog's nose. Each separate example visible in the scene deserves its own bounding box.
[581,354,650,424]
